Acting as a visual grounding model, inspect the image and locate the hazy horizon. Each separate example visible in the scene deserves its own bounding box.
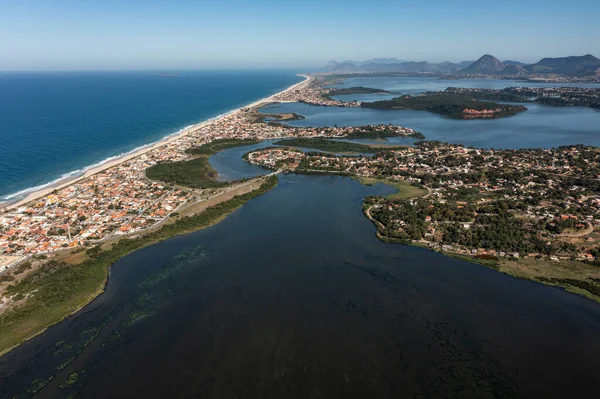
[1,0,599,71]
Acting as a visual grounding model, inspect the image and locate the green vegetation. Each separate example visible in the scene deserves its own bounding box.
[538,277,600,298]
[356,177,428,199]
[362,93,527,119]
[146,139,259,188]
[445,87,530,102]
[496,258,600,302]
[0,176,278,356]
[12,261,32,275]
[28,376,55,394]
[0,274,15,283]
[444,87,600,109]
[185,139,259,156]
[324,86,391,99]
[274,137,405,153]
[61,372,80,388]
[345,130,425,140]
[251,111,305,124]
[315,125,425,140]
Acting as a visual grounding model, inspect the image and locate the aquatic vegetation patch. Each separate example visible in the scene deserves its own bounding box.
[27,376,54,394]
[0,176,278,356]
[122,310,155,327]
[168,245,211,270]
[137,269,172,290]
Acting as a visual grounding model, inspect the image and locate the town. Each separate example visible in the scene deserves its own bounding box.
[246,141,600,264]
[444,86,600,109]
[0,80,419,272]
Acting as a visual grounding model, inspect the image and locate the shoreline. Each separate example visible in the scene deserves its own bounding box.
[0,74,311,212]
[0,175,279,357]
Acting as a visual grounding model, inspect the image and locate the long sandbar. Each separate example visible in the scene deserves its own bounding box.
[0,74,311,212]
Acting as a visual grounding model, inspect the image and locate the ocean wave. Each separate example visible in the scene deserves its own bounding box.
[0,85,288,205]
[0,112,237,204]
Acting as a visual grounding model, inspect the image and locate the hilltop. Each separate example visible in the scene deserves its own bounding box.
[459,54,600,76]
[459,54,507,74]
[527,54,600,76]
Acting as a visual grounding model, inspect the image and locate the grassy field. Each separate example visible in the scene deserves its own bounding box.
[498,257,600,302]
[274,137,406,154]
[185,139,260,156]
[145,139,259,188]
[0,176,278,356]
[356,176,428,199]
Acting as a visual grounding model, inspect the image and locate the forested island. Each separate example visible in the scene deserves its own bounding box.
[361,93,528,119]
[323,86,392,99]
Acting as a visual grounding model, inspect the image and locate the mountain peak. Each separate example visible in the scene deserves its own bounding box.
[460,54,506,74]
[529,54,600,76]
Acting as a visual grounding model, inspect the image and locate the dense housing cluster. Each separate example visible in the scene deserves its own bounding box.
[247,142,600,262]
[0,78,419,270]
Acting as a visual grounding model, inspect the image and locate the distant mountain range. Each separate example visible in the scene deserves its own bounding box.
[324,59,473,74]
[324,54,600,77]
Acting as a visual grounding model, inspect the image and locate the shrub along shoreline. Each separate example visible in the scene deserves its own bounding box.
[0,176,278,356]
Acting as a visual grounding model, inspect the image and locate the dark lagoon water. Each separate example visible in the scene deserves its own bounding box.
[1,145,599,398]
[261,102,600,149]
[209,141,372,182]
[0,70,303,200]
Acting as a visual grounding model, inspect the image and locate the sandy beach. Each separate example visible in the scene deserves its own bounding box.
[0,74,311,212]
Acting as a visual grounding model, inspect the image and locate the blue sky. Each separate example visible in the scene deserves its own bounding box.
[1,0,598,70]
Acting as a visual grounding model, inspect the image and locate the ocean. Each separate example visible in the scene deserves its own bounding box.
[0,70,303,200]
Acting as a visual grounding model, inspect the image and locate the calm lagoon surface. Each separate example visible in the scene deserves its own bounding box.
[329,76,600,92]
[1,144,599,399]
[328,77,600,138]
[262,102,600,149]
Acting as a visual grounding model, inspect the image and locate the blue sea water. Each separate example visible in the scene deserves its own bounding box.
[0,70,303,200]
